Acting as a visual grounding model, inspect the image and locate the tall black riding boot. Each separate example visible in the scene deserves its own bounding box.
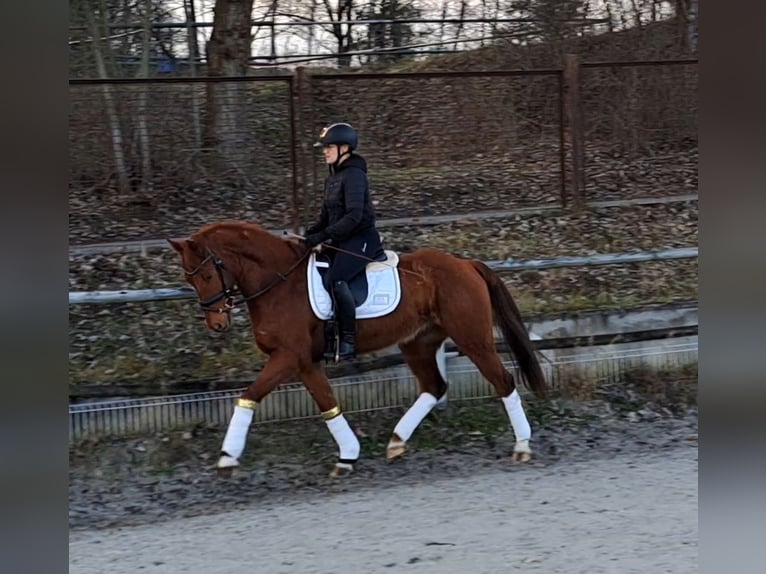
[331,280,357,360]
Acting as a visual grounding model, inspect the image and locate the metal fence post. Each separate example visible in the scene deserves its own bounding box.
[293,66,316,231]
[562,54,586,209]
[288,74,301,233]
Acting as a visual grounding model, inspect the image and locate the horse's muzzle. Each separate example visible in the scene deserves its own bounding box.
[207,314,231,333]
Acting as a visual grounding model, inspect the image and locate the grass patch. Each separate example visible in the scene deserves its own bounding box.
[623,364,698,414]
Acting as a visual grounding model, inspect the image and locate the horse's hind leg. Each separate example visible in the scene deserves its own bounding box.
[435,261,535,461]
[458,346,533,462]
[301,364,360,477]
[387,327,448,461]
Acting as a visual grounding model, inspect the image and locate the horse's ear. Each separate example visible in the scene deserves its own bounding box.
[167,238,185,253]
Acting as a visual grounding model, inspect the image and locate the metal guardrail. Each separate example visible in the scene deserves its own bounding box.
[68,195,698,257]
[68,246,698,305]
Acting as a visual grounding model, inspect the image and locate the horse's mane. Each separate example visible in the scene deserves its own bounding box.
[193,220,269,240]
[191,220,305,259]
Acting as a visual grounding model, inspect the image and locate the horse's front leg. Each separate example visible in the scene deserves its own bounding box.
[301,364,360,477]
[216,352,298,475]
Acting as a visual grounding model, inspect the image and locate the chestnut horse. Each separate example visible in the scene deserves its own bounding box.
[169,221,547,477]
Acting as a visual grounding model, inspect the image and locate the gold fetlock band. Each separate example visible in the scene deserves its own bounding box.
[321,405,342,420]
[236,398,259,410]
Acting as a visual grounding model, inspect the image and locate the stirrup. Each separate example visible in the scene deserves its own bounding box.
[323,320,338,362]
[324,338,337,362]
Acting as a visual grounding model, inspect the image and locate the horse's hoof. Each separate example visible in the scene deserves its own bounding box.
[217,466,235,478]
[216,454,239,477]
[386,441,407,461]
[511,451,532,463]
[511,440,532,463]
[329,462,354,478]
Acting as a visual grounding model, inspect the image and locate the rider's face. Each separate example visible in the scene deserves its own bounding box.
[322,144,348,164]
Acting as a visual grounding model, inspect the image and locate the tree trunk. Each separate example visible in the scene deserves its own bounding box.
[687,0,698,53]
[675,0,696,53]
[86,6,130,195]
[184,0,201,62]
[136,0,153,193]
[322,0,354,67]
[454,0,467,51]
[269,0,278,63]
[439,1,447,43]
[604,0,615,33]
[338,0,354,67]
[205,0,255,175]
[629,0,643,29]
[184,0,202,150]
[308,0,317,54]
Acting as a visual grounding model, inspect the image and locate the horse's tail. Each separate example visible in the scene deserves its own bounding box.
[471,260,548,399]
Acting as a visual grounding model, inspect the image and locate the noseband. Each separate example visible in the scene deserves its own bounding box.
[184,249,236,313]
[184,247,310,314]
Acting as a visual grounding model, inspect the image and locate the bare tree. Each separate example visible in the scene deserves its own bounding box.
[205,0,255,170]
[308,0,317,53]
[269,0,278,62]
[84,1,131,194]
[453,0,467,51]
[184,0,202,62]
[135,0,153,193]
[321,0,355,67]
[438,1,448,43]
[604,0,615,32]
[674,0,696,53]
[184,0,202,149]
[628,0,643,29]
[359,0,421,64]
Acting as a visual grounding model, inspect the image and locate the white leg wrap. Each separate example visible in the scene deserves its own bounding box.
[325,414,360,461]
[502,389,531,442]
[393,393,438,442]
[221,405,254,460]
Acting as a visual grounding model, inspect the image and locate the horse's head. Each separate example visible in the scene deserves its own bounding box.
[168,237,234,333]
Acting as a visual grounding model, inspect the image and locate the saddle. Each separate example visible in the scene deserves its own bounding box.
[307,250,402,319]
[306,249,403,360]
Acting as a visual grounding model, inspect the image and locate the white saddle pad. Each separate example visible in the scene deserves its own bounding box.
[307,250,402,320]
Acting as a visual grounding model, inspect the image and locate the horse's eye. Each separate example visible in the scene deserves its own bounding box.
[201,273,212,281]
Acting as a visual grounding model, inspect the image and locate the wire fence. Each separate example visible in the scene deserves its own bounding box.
[69,338,698,442]
[581,62,698,200]
[68,58,697,244]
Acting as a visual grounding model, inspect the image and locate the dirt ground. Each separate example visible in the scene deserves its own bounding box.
[69,378,698,573]
[69,444,697,574]
[69,421,697,573]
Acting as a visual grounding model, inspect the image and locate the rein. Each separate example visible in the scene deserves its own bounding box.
[284,231,425,280]
[186,246,312,314]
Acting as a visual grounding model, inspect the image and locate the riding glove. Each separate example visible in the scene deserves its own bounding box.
[303,231,328,248]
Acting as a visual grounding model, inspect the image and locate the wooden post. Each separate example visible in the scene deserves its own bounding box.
[296,66,316,230]
[289,66,319,232]
[562,54,586,208]
[288,74,301,234]
[290,67,314,233]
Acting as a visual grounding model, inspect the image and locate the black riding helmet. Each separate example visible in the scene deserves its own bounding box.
[314,122,358,150]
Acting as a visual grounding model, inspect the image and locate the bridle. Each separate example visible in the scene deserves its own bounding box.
[184,247,311,314]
